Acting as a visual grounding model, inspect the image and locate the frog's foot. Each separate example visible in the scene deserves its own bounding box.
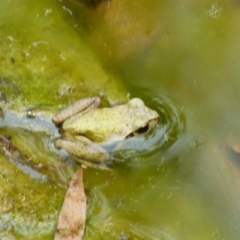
[71,156,112,170]
[53,97,101,125]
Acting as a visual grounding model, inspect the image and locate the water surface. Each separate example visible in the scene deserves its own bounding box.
[1,0,240,239]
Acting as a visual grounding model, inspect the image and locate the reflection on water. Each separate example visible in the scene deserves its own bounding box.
[83,0,240,239]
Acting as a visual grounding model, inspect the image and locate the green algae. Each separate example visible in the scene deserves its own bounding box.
[0,0,128,106]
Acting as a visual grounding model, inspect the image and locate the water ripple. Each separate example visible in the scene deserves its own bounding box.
[113,92,185,164]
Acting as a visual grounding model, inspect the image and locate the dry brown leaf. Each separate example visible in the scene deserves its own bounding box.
[54,167,86,240]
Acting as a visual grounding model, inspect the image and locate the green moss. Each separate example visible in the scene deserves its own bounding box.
[0,0,128,106]
[0,151,66,238]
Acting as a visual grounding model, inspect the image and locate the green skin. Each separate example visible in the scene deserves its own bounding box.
[52,97,159,169]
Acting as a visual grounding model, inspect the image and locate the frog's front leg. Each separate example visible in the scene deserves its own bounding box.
[55,136,111,169]
[52,97,101,125]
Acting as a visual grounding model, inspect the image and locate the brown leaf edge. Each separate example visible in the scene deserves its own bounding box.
[54,167,86,240]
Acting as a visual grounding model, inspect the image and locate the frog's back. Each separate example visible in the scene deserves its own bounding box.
[62,98,159,143]
[62,107,127,142]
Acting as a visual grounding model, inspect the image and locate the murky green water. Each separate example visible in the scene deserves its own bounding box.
[1,0,240,239]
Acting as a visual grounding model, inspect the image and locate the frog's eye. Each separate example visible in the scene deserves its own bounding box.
[126,124,150,138]
[136,124,149,134]
[127,132,134,138]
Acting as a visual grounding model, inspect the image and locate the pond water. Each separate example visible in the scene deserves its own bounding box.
[1,0,240,239]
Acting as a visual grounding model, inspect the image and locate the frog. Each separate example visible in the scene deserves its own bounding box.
[52,97,159,169]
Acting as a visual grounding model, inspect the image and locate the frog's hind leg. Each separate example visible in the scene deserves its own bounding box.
[55,138,111,170]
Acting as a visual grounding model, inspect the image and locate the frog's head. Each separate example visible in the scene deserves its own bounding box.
[124,98,159,139]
